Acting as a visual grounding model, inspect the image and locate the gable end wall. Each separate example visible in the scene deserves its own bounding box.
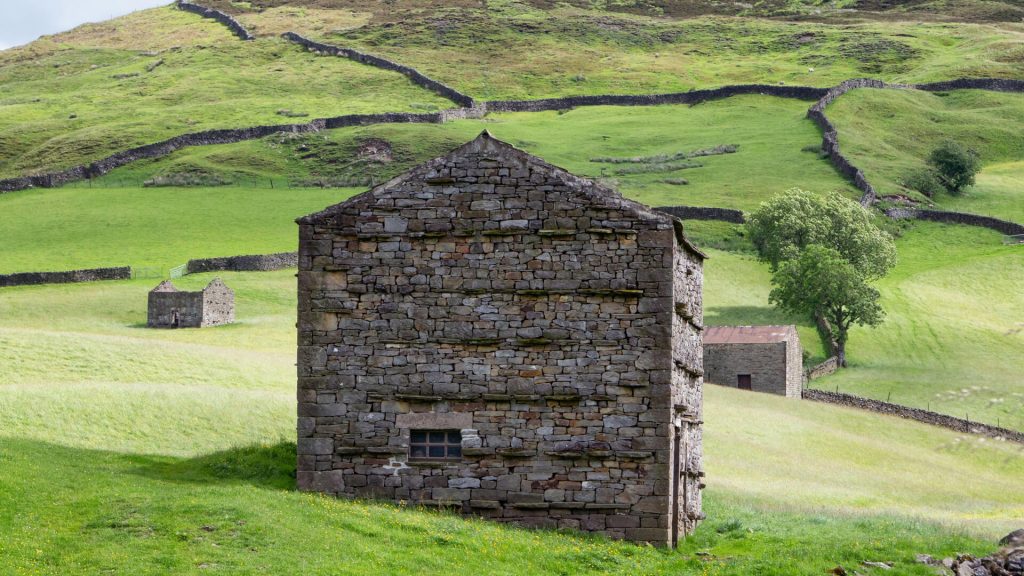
[296,142,702,545]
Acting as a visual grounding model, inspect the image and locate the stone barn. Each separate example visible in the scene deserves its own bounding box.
[147,278,235,328]
[703,325,802,397]
[295,132,706,546]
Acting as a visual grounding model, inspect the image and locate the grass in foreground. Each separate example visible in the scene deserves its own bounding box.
[0,266,1020,573]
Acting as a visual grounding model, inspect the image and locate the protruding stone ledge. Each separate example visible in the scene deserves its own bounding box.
[495,448,535,458]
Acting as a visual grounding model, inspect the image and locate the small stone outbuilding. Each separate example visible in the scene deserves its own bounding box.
[703,325,802,397]
[295,132,706,546]
[147,278,234,328]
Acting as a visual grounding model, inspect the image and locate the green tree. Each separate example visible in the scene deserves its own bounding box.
[770,245,885,367]
[928,140,980,194]
[746,188,897,280]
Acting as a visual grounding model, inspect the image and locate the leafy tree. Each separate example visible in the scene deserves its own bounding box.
[928,140,980,194]
[769,245,885,367]
[746,188,897,280]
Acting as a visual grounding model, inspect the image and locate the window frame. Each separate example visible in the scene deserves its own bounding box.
[408,429,463,462]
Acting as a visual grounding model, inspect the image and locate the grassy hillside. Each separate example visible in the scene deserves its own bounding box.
[698,220,1024,432]
[826,88,1024,222]
[0,186,348,273]
[817,222,1024,431]
[0,272,1020,573]
[3,2,1024,178]
[0,5,451,179]
[85,96,851,210]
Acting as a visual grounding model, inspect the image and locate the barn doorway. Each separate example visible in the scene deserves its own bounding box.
[737,374,752,390]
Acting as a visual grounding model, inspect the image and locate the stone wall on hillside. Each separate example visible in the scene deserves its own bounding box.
[187,252,298,274]
[803,389,1024,444]
[806,79,910,206]
[654,206,746,224]
[0,267,131,288]
[486,85,826,113]
[282,33,476,108]
[885,208,1024,236]
[805,357,839,381]
[176,1,254,41]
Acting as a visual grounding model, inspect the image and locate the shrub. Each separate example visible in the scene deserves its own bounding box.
[927,140,980,194]
[901,167,944,197]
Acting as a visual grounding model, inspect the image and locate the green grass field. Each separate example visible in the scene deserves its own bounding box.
[3,1,1024,572]
[88,95,852,211]
[827,88,1024,222]
[0,6,451,179]
[816,222,1024,431]
[0,271,1020,574]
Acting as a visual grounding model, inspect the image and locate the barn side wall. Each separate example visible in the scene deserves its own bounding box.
[148,291,204,328]
[201,286,235,327]
[785,334,804,398]
[703,342,789,396]
[670,236,704,537]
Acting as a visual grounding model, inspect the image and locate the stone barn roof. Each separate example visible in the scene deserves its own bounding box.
[297,131,705,259]
[150,280,179,293]
[704,325,798,344]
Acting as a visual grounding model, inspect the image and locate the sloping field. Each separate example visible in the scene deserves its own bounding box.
[0,272,1020,574]
[826,88,1024,221]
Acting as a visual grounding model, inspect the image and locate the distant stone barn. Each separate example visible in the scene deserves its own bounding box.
[147,278,234,328]
[295,132,706,545]
[703,325,803,397]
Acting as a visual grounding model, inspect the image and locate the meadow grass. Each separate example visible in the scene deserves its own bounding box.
[817,222,1024,431]
[0,6,451,179]
[826,88,1024,222]
[0,187,354,273]
[0,272,1020,573]
[88,95,853,212]
[330,9,1024,99]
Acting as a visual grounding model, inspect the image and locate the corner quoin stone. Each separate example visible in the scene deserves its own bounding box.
[295,131,706,545]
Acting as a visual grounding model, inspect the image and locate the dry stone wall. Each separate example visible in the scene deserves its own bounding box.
[282,33,476,108]
[296,133,705,544]
[187,252,298,274]
[486,85,826,113]
[655,206,746,224]
[803,389,1024,444]
[805,356,839,381]
[176,1,254,41]
[886,208,1024,236]
[0,267,131,288]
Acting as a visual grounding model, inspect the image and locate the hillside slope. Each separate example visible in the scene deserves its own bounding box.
[0,273,1020,573]
[3,1,1024,178]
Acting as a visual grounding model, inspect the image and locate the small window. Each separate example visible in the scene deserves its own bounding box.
[409,430,462,460]
[737,374,752,391]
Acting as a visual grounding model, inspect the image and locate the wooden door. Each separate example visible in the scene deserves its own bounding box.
[737,374,752,390]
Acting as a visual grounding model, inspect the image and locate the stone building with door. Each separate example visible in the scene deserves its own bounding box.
[703,325,802,397]
[295,132,706,545]
[147,278,235,328]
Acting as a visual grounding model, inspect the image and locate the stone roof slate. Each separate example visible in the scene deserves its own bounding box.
[704,325,798,344]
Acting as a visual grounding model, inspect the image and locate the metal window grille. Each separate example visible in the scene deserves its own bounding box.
[409,430,462,460]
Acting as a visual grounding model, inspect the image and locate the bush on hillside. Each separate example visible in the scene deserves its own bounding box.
[927,140,980,195]
[901,167,944,198]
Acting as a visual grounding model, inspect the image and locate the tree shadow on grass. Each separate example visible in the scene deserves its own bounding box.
[132,441,297,490]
